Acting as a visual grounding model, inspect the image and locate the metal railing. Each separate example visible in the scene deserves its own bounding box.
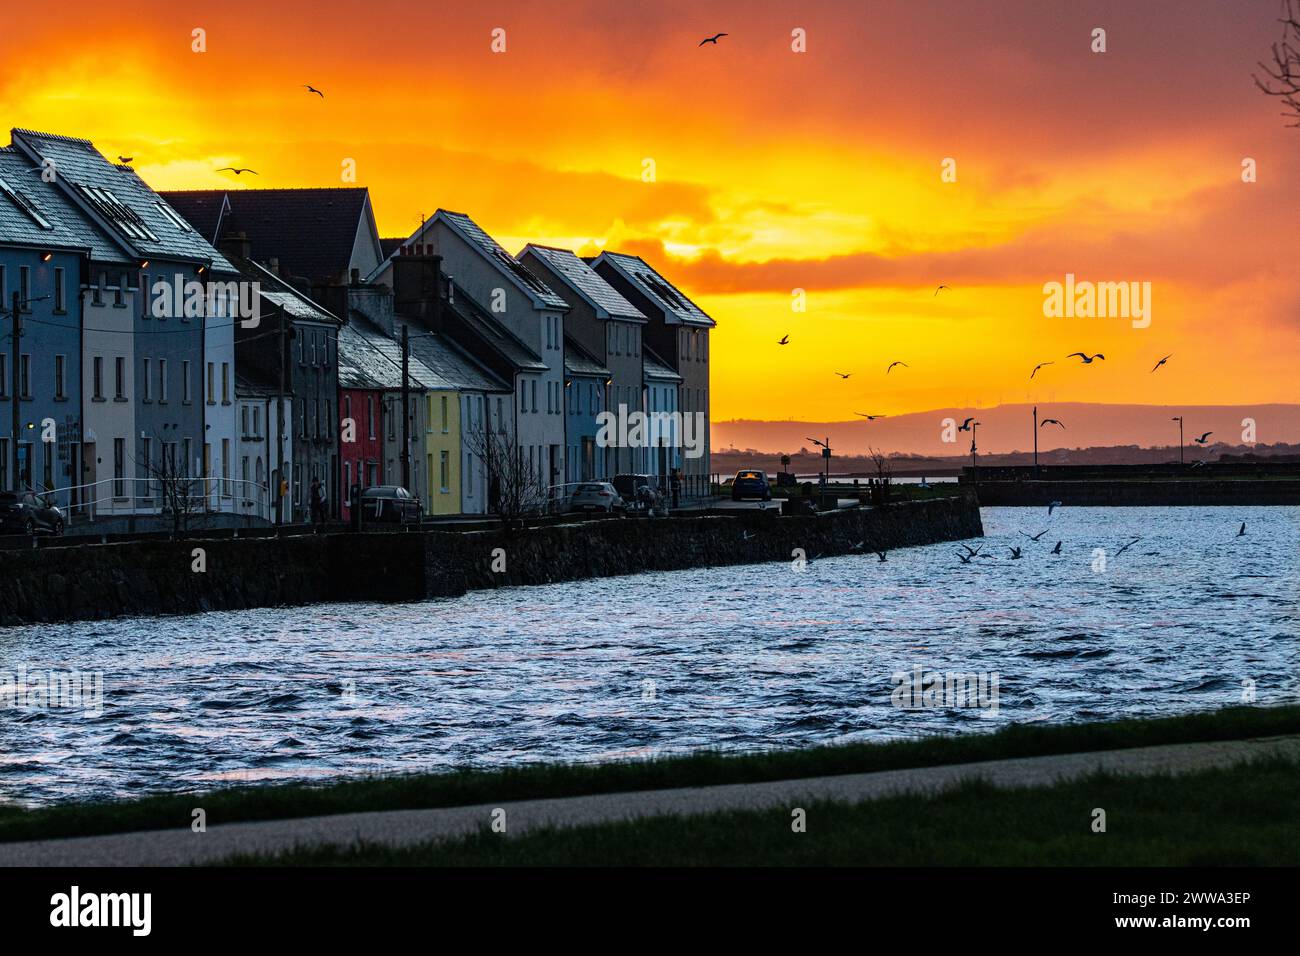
[44,476,275,525]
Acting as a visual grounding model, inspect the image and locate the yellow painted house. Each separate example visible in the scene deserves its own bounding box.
[394,317,511,516]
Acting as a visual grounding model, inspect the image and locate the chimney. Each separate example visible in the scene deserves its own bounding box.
[218,229,252,262]
[393,249,442,321]
[268,257,280,276]
[350,268,361,286]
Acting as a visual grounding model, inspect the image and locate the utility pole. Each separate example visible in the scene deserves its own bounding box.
[276,309,286,527]
[9,292,20,493]
[1033,405,1039,473]
[400,323,410,490]
[970,421,979,482]
[1172,415,1184,466]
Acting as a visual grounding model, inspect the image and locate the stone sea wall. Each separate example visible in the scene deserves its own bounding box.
[0,495,982,626]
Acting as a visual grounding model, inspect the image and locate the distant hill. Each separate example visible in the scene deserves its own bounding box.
[713,403,1300,459]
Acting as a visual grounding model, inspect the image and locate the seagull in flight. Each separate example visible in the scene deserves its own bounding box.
[835,372,851,379]
[957,552,972,564]
[1040,418,1065,429]
[699,32,729,45]
[1151,354,1172,372]
[957,417,977,432]
[876,551,888,563]
[805,437,829,450]
[855,412,886,420]
[961,544,983,558]
[303,85,325,98]
[1051,540,1062,555]
[1020,529,1049,541]
[1114,537,1142,558]
[217,167,258,176]
[934,284,951,296]
[1008,547,1023,560]
[739,530,755,542]
[1047,500,1063,516]
[1030,361,1053,379]
[850,540,865,551]
[886,361,909,373]
[1194,431,1213,445]
[777,335,789,345]
[1067,352,1105,364]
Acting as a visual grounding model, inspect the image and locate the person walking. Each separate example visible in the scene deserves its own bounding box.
[309,477,326,530]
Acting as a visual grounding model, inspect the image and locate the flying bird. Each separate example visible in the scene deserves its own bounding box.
[961,544,983,558]
[934,284,951,296]
[1048,500,1063,516]
[777,335,789,345]
[1151,354,1172,372]
[957,417,977,432]
[1194,431,1213,445]
[303,85,325,98]
[1008,547,1023,560]
[835,372,851,379]
[1020,529,1049,541]
[805,438,829,449]
[1114,537,1142,558]
[1067,352,1105,364]
[877,551,888,563]
[1040,418,1065,429]
[739,530,755,542]
[886,361,909,373]
[855,412,886,420]
[957,552,972,564]
[1051,541,1063,555]
[850,540,865,551]
[699,32,729,45]
[217,167,258,176]
[1030,361,1054,379]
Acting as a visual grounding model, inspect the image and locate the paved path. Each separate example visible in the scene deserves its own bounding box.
[3,735,1296,866]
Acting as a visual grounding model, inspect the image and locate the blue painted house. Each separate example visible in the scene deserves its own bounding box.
[562,335,609,485]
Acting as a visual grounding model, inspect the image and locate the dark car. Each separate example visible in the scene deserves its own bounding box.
[731,469,772,501]
[0,491,65,535]
[359,485,422,525]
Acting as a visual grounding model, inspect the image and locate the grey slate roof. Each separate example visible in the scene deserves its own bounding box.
[593,251,715,327]
[343,314,439,390]
[392,316,511,393]
[160,187,373,283]
[564,335,611,379]
[447,280,547,372]
[643,346,683,383]
[434,211,570,311]
[228,256,341,326]
[520,244,645,321]
[0,147,132,263]
[9,129,236,273]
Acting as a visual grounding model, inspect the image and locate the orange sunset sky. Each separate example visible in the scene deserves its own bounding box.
[3,0,1297,422]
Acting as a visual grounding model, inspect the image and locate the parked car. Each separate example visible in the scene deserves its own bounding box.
[569,482,627,514]
[731,469,772,501]
[359,485,422,525]
[0,491,65,535]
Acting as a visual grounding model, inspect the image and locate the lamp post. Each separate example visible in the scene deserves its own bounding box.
[1171,416,1184,466]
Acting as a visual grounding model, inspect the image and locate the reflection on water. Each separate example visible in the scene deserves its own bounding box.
[1,506,1296,806]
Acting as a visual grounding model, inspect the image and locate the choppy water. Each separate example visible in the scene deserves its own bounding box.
[1,506,1296,806]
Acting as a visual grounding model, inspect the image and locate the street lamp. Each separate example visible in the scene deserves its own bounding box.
[1171,416,1184,465]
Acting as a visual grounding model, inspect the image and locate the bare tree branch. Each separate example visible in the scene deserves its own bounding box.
[1254,0,1300,127]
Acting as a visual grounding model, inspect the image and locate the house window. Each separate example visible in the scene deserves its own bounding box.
[115,357,126,400]
[0,355,8,399]
[94,359,108,404]
[159,358,167,402]
[0,438,7,489]
[113,438,125,497]
[531,380,537,413]
[19,354,30,399]
[54,355,65,400]
[19,267,30,309]
[53,268,65,312]
[253,406,261,437]
[241,405,250,436]
[206,362,215,404]
[367,396,375,439]
[142,358,152,401]
[42,442,52,492]
[440,450,449,492]
[519,380,526,413]
[222,439,231,496]
[141,437,152,492]
[221,362,230,404]
[441,395,449,433]
[182,360,191,402]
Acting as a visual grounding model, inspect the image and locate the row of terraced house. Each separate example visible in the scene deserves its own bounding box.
[0,128,714,529]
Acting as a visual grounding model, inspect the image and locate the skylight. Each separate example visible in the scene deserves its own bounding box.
[0,175,53,229]
[74,182,158,241]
